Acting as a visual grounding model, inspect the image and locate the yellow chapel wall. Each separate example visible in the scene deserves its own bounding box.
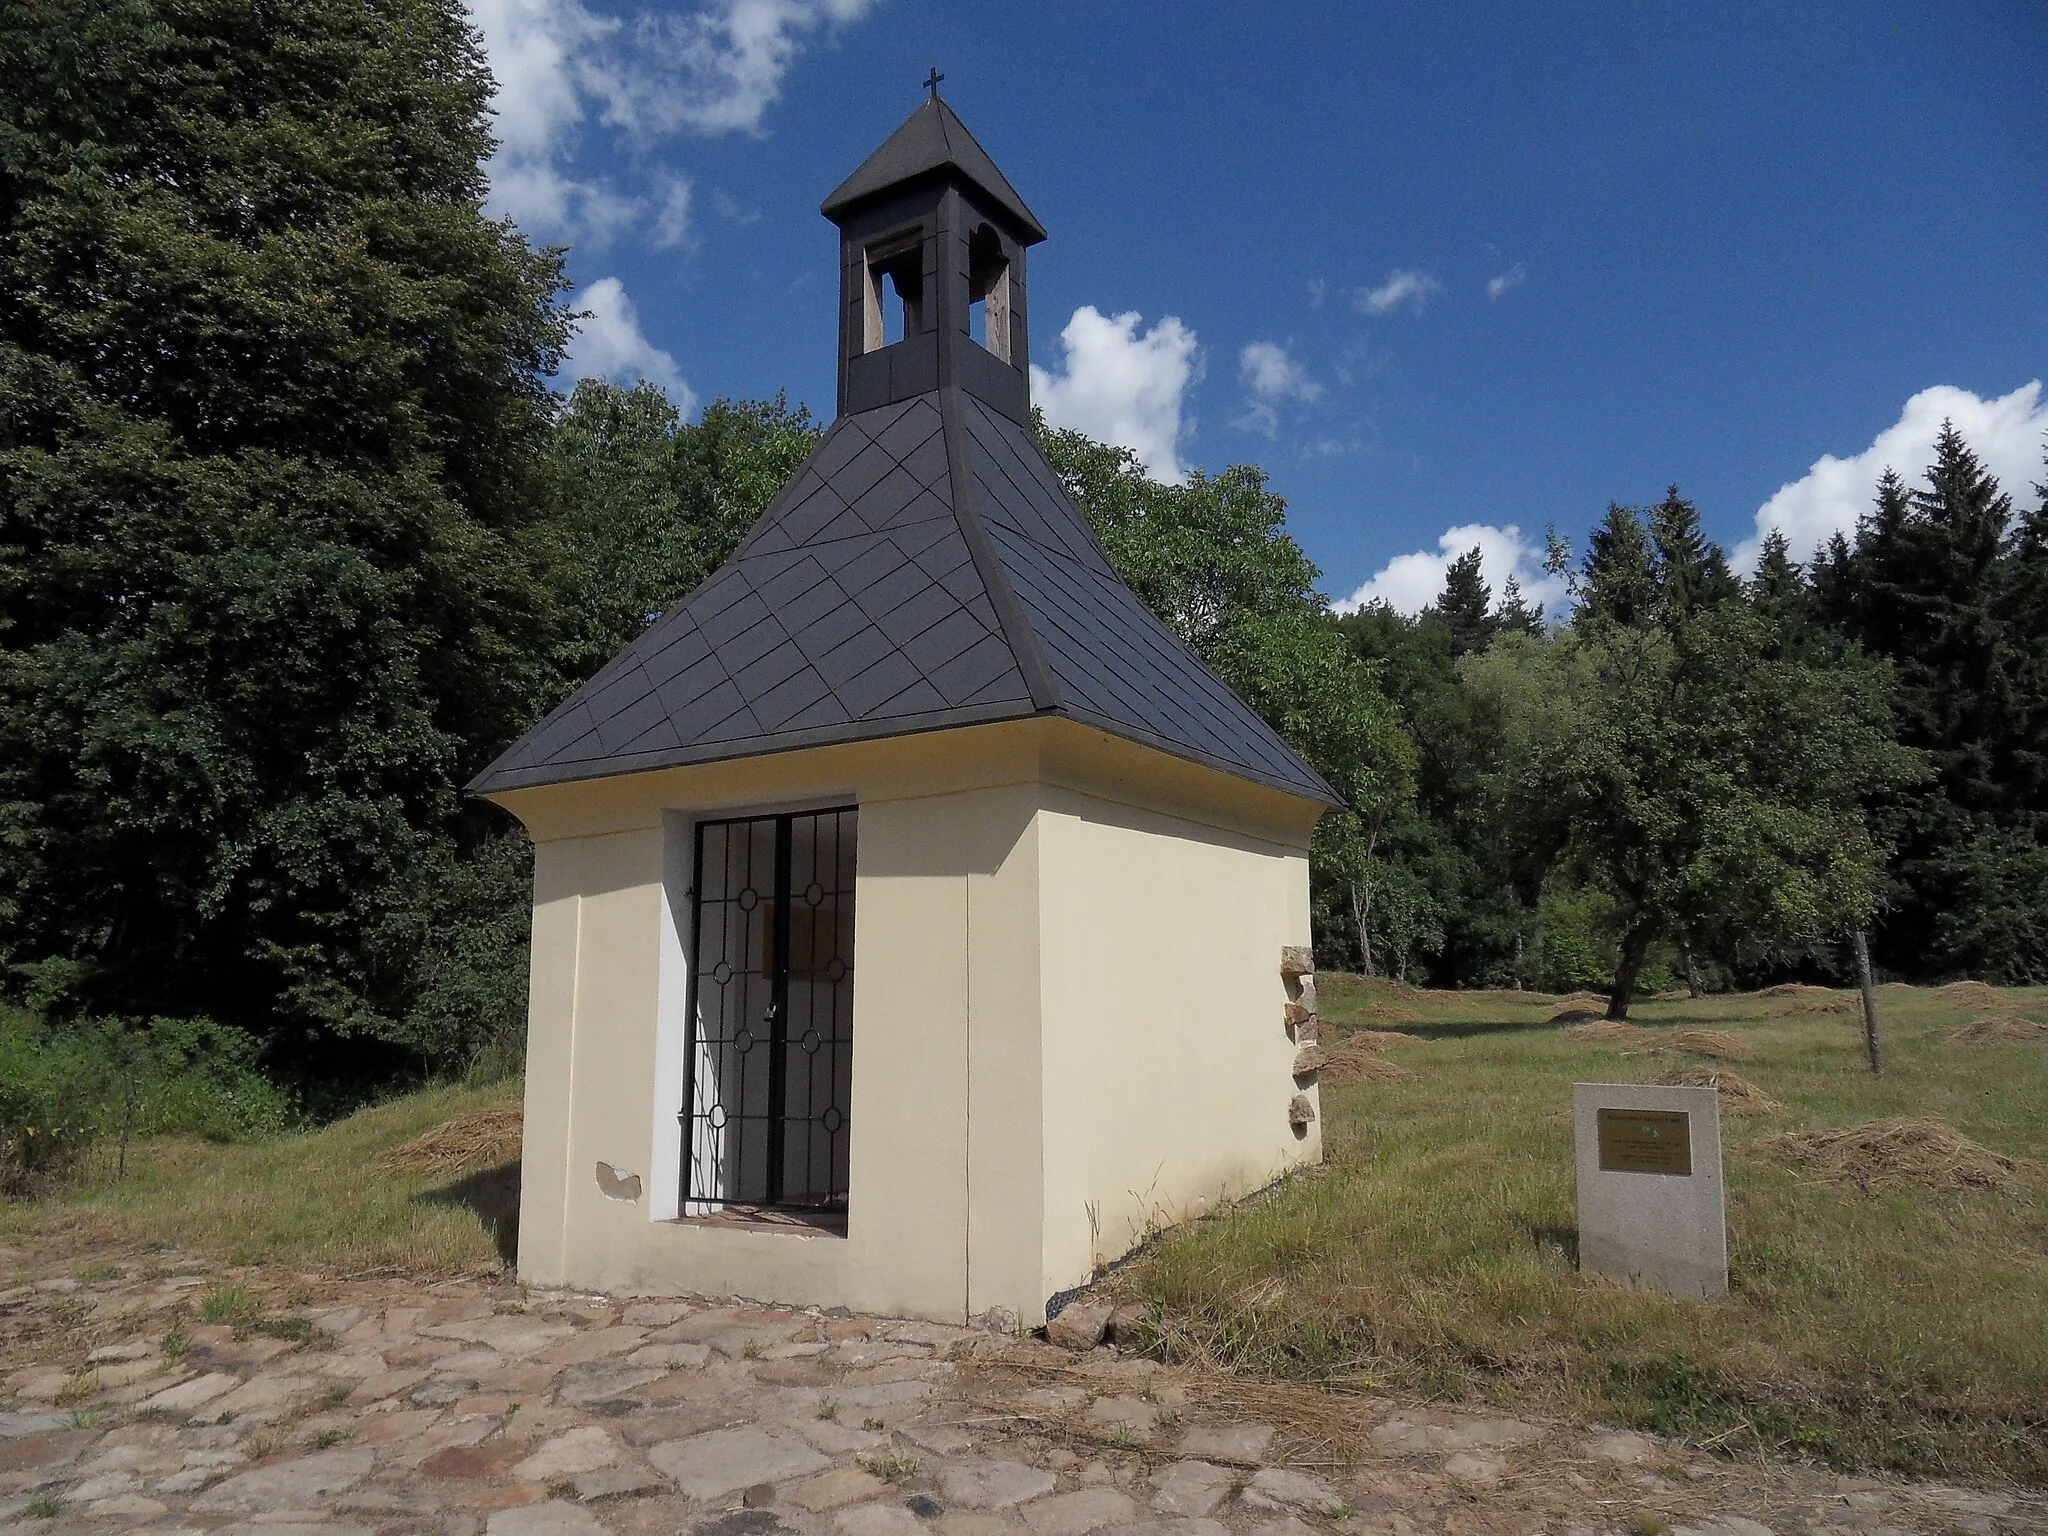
[497,718,1324,1325]
[1030,753,1322,1304]
[499,727,1048,1324]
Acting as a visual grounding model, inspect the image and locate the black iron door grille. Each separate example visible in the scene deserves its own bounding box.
[681,807,856,1213]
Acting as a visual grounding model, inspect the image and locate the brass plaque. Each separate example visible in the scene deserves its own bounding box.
[1597,1108,1692,1175]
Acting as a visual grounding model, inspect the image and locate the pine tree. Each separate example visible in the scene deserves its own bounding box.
[2003,452,2048,810]
[1433,547,1495,656]
[1582,504,1658,627]
[1749,530,1811,648]
[1810,529,1859,630]
[1648,485,1737,623]
[1496,575,1545,636]
[1823,426,2042,979]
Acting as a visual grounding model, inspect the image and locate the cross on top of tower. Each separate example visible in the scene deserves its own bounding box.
[924,66,944,101]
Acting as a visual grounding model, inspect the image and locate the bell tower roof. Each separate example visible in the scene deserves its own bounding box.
[468,90,1338,812]
[821,94,1046,243]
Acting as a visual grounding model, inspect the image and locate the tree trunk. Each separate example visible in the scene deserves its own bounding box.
[1348,881,1375,977]
[1513,932,1524,991]
[1606,917,1659,1021]
[1678,930,1704,999]
[1852,929,1883,1075]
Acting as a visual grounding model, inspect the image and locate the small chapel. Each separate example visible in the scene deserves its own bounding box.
[471,88,1338,1326]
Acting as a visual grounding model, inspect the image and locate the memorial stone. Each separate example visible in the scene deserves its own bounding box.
[1573,1082,1727,1299]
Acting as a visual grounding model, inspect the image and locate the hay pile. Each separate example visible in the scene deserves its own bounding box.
[1753,1118,2029,1193]
[1363,978,1424,1001]
[1550,1003,1607,1024]
[1937,980,2007,1008]
[1788,994,1859,1016]
[1947,1014,2048,1045]
[1554,990,1609,1008]
[1757,982,1828,998]
[1357,1003,1423,1024]
[1318,1035,1416,1085]
[1339,1028,1421,1050]
[1650,1066,1782,1115]
[1564,1021,1756,1061]
[376,1108,523,1178]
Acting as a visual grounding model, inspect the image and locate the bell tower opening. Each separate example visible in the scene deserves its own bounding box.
[823,87,1046,420]
[968,223,1011,363]
[862,235,924,351]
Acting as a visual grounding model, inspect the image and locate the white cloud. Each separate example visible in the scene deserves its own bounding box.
[587,0,876,138]
[466,0,872,244]
[651,175,695,249]
[1233,341,1322,438]
[711,188,762,225]
[1736,382,2048,571]
[1487,262,1527,299]
[1354,268,1441,316]
[1336,523,1566,619]
[565,277,695,409]
[467,0,624,241]
[1031,306,1202,483]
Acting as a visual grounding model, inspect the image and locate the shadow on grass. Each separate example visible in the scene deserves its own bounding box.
[1525,1221,1580,1266]
[1395,1016,1569,1041]
[417,1160,520,1266]
[1393,1010,1775,1042]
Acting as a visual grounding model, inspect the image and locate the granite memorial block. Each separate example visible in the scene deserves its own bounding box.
[1573,1082,1727,1299]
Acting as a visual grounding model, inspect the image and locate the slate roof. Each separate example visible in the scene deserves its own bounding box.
[469,387,1340,806]
[821,97,1047,242]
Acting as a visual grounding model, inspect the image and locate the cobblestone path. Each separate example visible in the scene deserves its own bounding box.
[0,1241,2036,1536]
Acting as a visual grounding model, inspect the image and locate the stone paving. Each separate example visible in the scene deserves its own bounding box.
[0,1242,2037,1536]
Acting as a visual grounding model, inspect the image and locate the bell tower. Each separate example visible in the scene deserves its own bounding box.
[820,81,1047,425]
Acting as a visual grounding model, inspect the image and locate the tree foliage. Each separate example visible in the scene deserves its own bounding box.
[0,0,571,1080]
[1815,427,2048,979]
[1474,501,1917,1017]
[4,0,2043,1113]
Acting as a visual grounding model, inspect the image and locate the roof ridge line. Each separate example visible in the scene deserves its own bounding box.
[939,385,1060,713]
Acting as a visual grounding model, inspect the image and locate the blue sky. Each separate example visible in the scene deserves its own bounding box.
[467,0,2047,615]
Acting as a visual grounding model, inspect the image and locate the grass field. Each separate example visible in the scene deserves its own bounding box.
[0,1078,519,1275]
[7,980,2043,1484]
[1114,977,2048,1484]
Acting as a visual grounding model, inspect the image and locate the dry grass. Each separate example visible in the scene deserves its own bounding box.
[1318,1039,1415,1084]
[1648,1066,1783,1115]
[1333,1028,1421,1050]
[2,1081,522,1274]
[1785,994,1859,1016]
[1563,1021,1756,1061]
[1937,980,2008,1008]
[1355,1003,1423,1023]
[1757,982,1833,998]
[1550,1004,1607,1024]
[1753,1118,2032,1193]
[374,1108,522,1178]
[1123,977,2048,1483]
[1947,1014,2048,1045]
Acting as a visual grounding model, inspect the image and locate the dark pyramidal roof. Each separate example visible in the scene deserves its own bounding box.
[470,101,1337,809]
[821,95,1046,241]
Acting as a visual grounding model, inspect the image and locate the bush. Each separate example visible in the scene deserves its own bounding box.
[0,1010,289,1195]
[0,1015,104,1195]
[1536,886,1619,993]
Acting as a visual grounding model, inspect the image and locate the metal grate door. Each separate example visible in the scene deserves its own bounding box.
[681,807,856,1212]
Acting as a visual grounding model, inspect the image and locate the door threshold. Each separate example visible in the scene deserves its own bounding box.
[670,1203,848,1237]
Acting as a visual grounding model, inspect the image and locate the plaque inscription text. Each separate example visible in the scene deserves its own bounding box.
[1596,1107,1692,1176]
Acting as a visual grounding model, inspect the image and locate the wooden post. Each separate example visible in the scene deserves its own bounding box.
[1852,929,1882,1075]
